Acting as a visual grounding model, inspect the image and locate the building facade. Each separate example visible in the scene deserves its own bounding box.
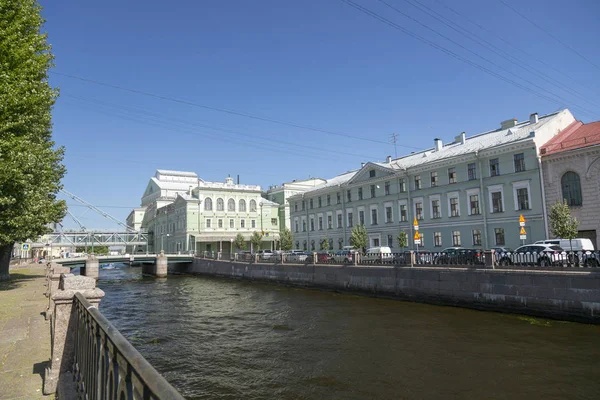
[541,120,600,249]
[264,178,326,231]
[136,170,280,253]
[289,110,577,252]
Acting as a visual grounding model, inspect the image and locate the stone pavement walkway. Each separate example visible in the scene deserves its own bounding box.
[0,265,53,399]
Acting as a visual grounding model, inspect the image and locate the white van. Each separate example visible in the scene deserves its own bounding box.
[534,238,595,252]
[362,246,393,263]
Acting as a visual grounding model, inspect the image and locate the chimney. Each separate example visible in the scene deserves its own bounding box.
[529,112,539,124]
[237,174,240,184]
[386,155,392,163]
[501,118,518,130]
[434,138,443,151]
[460,132,466,144]
[361,162,366,167]
[225,175,233,184]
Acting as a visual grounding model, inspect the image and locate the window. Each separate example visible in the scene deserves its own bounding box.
[318,197,322,208]
[434,232,442,247]
[450,197,459,217]
[387,235,393,247]
[240,220,245,228]
[296,241,300,249]
[327,195,331,206]
[432,199,440,218]
[216,198,224,211]
[370,185,376,198]
[303,241,307,251]
[371,208,378,225]
[470,194,480,215]
[385,206,393,223]
[294,220,298,233]
[492,192,503,213]
[338,239,343,250]
[490,158,500,176]
[400,204,407,222]
[206,218,211,228]
[472,230,482,246]
[385,181,390,195]
[415,201,423,220]
[329,238,333,250]
[229,219,234,228]
[301,200,305,211]
[517,188,529,210]
[336,192,341,204]
[370,170,376,178]
[294,202,298,212]
[251,220,256,228]
[358,188,363,200]
[561,172,582,206]
[452,231,461,246]
[414,175,421,190]
[310,218,315,231]
[514,153,525,172]
[348,212,353,227]
[310,199,314,209]
[204,197,213,211]
[448,168,456,184]
[319,216,323,230]
[227,198,235,211]
[327,215,332,229]
[495,228,505,246]
[468,163,477,180]
[347,190,352,202]
[399,179,406,193]
[337,213,343,228]
[239,199,246,212]
[359,210,365,225]
[271,218,277,225]
[430,171,438,187]
[218,219,223,228]
[302,220,306,232]
[311,240,315,251]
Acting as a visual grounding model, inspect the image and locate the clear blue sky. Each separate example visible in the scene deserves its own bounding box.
[40,0,600,230]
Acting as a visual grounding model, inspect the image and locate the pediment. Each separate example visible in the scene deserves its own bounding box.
[346,162,396,185]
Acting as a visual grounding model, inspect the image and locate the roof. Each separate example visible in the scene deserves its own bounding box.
[155,169,198,178]
[150,177,195,192]
[540,121,600,155]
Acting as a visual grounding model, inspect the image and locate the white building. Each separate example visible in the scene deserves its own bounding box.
[264,178,326,230]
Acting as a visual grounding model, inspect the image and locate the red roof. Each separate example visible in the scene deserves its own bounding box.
[540,120,600,155]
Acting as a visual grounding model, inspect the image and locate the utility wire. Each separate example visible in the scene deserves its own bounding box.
[376,0,598,118]
[50,71,422,150]
[340,0,597,118]
[498,0,600,72]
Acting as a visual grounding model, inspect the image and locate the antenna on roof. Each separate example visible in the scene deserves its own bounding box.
[390,133,399,158]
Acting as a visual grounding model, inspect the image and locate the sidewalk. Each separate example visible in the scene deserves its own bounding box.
[0,265,53,399]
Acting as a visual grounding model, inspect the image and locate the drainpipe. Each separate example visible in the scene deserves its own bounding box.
[404,170,413,250]
[304,194,310,251]
[340,184,347,245]
[537,155,550,239]
[476,151,489,249]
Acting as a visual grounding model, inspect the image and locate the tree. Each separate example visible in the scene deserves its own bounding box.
[548,200,579,251]
[233,233,246,251]
[397,231,408,249]
[0,0,66,280]
[250,231,262,252]
[350,224,368,252]
[320,238,329,251]
[76,246,108,255]
[280,228,293,251]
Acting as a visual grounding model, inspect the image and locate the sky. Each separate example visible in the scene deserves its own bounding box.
[40,0,600,230]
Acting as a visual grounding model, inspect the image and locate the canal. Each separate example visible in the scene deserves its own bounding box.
[97,266,600,399]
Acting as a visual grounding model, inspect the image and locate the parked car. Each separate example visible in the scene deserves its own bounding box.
[496,244,567,267]
[333,250,355,264]
[433,247,483,265]
[362,246,393,263]
[316,252,333,263]
[534,238,594,252]
[285,250,309,263]
[256,249,274,260]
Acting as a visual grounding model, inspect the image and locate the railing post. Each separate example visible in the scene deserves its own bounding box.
[485,249,495,269]
[313,252,317,265]
[44,274,105,395]
[410,250,415,267]
[45,263,71,321]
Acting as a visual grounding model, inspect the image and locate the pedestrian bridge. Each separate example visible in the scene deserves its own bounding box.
[54,253,193,267]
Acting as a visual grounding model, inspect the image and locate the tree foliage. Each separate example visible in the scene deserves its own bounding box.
[397,231,408,249]
[76,246,109,255]
[250,231,262,251]
[279,228,292,251]
[320,238,329,251]
[233,233,246,251]
[350,224,368,251]
[0,0,66,280]
[548,200,579,249]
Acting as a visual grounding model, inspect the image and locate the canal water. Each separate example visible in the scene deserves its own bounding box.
[97,266,600,400]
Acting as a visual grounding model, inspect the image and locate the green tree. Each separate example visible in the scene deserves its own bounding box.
[320,238,329,251]
[233,233,246,251]
[250,231,262,252]
[548,200,579,251]
[280,228,293,251]
[0,0,66,280]
[397,231,408,249]
[350,224,368,252]
[76,246,108,255]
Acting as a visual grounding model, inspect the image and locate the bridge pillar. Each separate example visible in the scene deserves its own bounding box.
[81,255,99,280]
[156,252,168,278]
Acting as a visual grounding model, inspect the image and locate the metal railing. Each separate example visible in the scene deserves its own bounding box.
[72,293,185,400]
[495,250,600,268]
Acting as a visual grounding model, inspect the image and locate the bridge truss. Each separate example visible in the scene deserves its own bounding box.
[33,231,149,248]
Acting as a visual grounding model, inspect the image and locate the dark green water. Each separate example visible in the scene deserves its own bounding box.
[97,266,600,400]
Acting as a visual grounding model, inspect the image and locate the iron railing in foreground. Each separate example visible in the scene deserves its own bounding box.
[72,292,185,400]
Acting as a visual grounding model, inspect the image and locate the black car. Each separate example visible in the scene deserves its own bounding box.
[434,247,484,265]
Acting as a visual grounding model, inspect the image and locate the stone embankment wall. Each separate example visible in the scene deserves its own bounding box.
[171,259,600,323]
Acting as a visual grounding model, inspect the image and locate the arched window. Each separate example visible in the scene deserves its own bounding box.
[239,199,247,212]
[561,172,582,206]
[228,198,235,211]
[204,197,213,211]
[250,199,257,212]
[295,241,299,249]
[217,198,224,211]
[311,240,315,251]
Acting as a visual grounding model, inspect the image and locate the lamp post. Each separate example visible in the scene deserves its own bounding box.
[230,238,234,257]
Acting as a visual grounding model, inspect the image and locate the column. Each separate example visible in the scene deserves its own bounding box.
[81,255,99,280]
[156,252,168,278]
